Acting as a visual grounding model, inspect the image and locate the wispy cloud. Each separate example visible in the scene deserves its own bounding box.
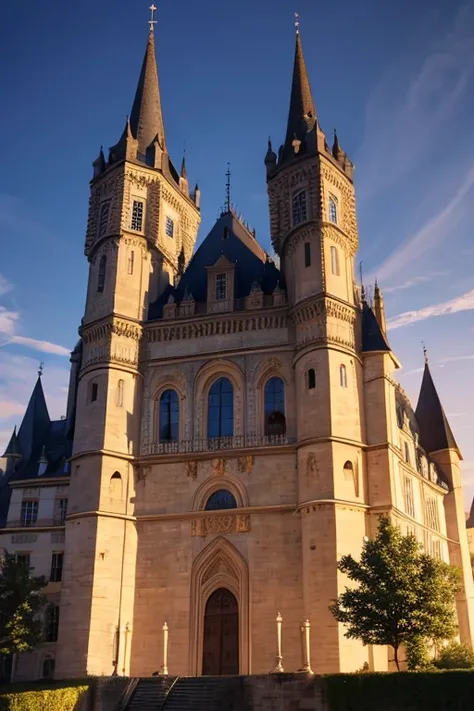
[387,289,474,330]
[0,275,12,297]
[383,272,448,293]
[0,307,19,338]
[9,336,70,356]
[357,5,474,200]
[0,400,25,419]
[373,165,474,283]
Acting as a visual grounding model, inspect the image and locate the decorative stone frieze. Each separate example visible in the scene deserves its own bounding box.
[191,513,250,537]
[11,534,37,544]
[186,461,198,480]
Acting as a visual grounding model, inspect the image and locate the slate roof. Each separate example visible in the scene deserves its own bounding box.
[0,377,72,526]
[148,211,283,321]
[361,302,391,353]
[280,31,317,164]
[415,362,461,458]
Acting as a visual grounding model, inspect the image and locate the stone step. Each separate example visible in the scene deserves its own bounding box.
[127,677,175,711]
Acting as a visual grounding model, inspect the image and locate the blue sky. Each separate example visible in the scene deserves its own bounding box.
[1,1,474,506]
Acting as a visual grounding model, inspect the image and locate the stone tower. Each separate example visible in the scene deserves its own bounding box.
[266,29,367,672]
[55,25,200,678]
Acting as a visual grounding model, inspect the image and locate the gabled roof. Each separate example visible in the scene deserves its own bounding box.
[281,31,317,164]
[148,211,283,320]
[361,302,391,353]
[17,376,50,461]
[415,362,461,458]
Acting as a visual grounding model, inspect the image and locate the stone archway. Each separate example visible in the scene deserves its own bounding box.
[189,537,249,675]
[202,588,239,675]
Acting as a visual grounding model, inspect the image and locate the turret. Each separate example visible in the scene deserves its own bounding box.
[373,280,387,335]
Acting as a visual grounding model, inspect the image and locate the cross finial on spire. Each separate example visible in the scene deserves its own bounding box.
[149,4,157,32]
[225,163,231,213]
[294,12,300,34]
[38,361,44,377]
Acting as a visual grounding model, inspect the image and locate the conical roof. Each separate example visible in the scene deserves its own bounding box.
[415,362,461,457]
[17,376,50,460]
[361,301,391,353]
[282,32,316,162]
[2,426,22,458]
[129,29,166,156]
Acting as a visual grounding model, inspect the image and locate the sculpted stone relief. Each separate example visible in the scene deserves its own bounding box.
[192,514,250,538]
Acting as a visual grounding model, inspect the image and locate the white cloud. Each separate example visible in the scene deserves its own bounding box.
[0,400,26,419]
[10,336,70,356]
[373,165,474,283]
[387,289,474,330]
[0,275,12,297]
[0,307,19,338]
[383,272,448,293]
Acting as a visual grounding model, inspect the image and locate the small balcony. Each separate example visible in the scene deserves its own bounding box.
[142,434,294,456]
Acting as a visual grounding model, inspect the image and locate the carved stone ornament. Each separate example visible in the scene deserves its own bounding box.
[238,456,254,474]
[186,461,198,480]
[135,464,151,483]
[212,458,226,477]
[192,514,250,538]
[202,555,237,584]
[307,452,318,478]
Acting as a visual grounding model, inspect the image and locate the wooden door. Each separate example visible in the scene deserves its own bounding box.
[202,588,239,675]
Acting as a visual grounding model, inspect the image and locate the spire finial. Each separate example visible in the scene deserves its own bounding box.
[422,342,428,364]
[38,361,44,377]
[294,12,300,35]
[225,163,231,213]
[149,4,157,32]
[359,262,365,301]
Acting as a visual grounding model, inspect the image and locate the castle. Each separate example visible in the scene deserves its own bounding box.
[1,14,474,682]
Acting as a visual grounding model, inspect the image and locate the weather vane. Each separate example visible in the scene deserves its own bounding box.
[294,12,300,34]
[149,4,157,32]
[422,342,428,364]
[38,362,44,377]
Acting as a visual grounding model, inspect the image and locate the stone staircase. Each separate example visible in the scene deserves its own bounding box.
[125,676,175,710]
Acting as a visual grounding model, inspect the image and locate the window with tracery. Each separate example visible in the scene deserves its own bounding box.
[264,377,286,436]
[208,377,234,438]
[159,390,179,442]
[205,490,237,511]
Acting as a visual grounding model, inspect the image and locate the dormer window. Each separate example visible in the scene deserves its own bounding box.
[292,190,307,227]
[216,273,227,300]
[131,200,144,232]
[98,201,110,238]
[329,195,338,224]
[165,216,175,238]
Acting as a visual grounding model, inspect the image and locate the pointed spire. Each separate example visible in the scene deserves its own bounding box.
[282,28,317,162]
[180,154,187,180]
[373,279,387,334]
[17,376,50,460]
[332,129,344,161]
[415,360,461,458]
[361,302,391,353]
[128,27,166,158]
[2,426,23,459]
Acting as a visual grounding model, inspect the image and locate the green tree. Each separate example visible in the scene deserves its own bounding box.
[329,517,461,670]
[434,642,474,669]
[0,551,47,658]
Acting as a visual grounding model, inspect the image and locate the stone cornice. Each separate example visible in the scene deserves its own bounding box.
[296,498,369,515]
[8,477,70,489]
[290,293,357,325]
[80,315,143,344]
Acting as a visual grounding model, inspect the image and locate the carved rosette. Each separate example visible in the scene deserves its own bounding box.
[191,514,250,537]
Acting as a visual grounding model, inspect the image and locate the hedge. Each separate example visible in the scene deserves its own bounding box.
[0,681,89,711]
[323,671,474,711]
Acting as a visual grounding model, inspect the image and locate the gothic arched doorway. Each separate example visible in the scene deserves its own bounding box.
[202,588,239,675]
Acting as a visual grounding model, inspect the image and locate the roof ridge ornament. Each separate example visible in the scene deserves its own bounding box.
[422,342,428,364]
[294,12,300,35]
[38,361,44,377]
[149,4,157,32]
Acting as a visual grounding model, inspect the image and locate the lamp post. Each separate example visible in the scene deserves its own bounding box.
[273,612,284,672]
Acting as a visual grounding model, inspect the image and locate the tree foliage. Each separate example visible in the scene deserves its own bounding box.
[0,552,47,657]
[434,642,474,670]
[329,517,461,669]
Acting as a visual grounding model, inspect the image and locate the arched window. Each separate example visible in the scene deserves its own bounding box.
[205,489,237,511]
[42,655,55,679]
[308,369,316,390]
[97,255,106,293]
[110,472,122,499]
[128,250,135,275]
[292,190,307,226]
[208,378,234,438]
[264,377,286,436]
[340,364,347,388]
[304,242,311,267]
[330,246,340,276]
[117,379,124,408]
[329,196,338,224]
[159,390,179,442]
